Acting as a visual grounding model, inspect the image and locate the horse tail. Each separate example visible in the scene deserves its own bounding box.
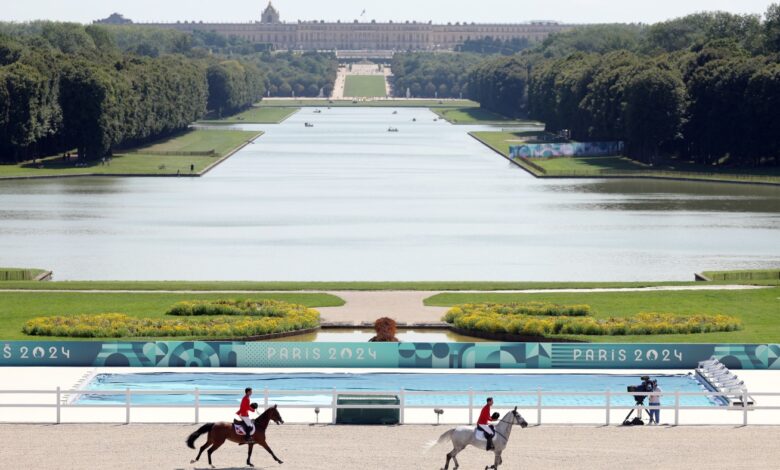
[186,423,214,449]
[423,428,454,452]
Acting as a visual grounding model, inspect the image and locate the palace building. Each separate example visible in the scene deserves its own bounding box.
[96,2,572,51]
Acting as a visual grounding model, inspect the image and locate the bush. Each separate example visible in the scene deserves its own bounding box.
[166,299,306,318]
[22,309,320,338]
[443,303,741,337]
[443,302,592,324]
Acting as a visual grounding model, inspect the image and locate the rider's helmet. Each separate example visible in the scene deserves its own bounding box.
[491,412,500,420]
[250,403,259,410]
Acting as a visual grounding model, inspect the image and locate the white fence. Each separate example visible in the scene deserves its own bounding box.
[1,388,778,426]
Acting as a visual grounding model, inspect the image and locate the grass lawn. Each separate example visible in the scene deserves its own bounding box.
[257,99,479,108]
[0,129,261,179]
[425,287,780,343]
[0,292,344,341]
[198,107,299,124]
[433,107,542,125]
[343,75,388,98]
[470,131,780,185]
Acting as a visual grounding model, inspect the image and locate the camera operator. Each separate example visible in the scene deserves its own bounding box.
[648,379,662,425]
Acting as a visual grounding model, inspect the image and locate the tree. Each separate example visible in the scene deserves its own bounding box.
[623,68,686,164]
[59,62,124,160]
[766,3,780,53]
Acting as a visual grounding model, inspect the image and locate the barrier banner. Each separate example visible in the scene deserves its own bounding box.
[509,141,624,159]
[1,341,778,369]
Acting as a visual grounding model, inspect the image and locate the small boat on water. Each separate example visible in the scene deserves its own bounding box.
[392,110,398,115]
[305,122,314,127]
[313,109,322,114]
[387,127,399,132]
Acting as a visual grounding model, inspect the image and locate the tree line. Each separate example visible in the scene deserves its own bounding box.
[391,52,485,98]
[0,22,337,162]
[467,7,780,167]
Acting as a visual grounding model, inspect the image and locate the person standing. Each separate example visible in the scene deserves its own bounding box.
[236,387,255,442]
[477,397,496,450]
[648,380,662,425]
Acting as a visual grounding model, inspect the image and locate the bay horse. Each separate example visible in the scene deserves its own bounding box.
[186,404,284,468]
[428,407,528,470]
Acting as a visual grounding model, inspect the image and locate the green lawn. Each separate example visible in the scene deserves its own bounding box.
[425,287,780,343]
[433,107,542,125]
[0,129,261,178]
[343,75,388,98]
[198,107,299,124]
[0,292,344,341]
[257,99,479,108]
[470,131,780,185]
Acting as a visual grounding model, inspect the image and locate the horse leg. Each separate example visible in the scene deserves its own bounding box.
[193,441,211,463]
[260,441,283,464]
[247,443,254,467]
[450,447,463,470]
[192,432,212,463]
[443,448,453,470]
[206,435,226,468]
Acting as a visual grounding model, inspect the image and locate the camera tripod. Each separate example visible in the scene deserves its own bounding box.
[622,399,655,426]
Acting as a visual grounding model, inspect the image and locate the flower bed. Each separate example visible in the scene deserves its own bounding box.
[23,310,320,338]
[443,302,592,322]
[166,299,309,317]
[444,303,741,337]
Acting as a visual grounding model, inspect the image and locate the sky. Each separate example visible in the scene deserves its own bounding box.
[1,0,775,25]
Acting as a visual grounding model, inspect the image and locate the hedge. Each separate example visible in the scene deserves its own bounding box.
[22,311,320,338]
[166,299,309,317]
[443,302,592,323]
[444,303,741,337]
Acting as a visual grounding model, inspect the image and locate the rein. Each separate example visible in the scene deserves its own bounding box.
[491,414,520,443]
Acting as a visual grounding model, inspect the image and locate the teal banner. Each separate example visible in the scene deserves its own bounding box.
[1,341,779,369]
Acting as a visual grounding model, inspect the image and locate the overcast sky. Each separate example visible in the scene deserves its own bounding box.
[1,0,775,25]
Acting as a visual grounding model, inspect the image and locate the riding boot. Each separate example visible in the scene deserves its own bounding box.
[243,423,253,443]
[486,435,494,451]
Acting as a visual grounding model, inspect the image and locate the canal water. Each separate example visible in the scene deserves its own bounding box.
[1,108,778,280]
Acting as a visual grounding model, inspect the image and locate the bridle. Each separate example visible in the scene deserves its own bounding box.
[491,410,526,442]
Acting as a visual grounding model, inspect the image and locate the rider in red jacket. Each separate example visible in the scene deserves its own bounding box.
[477,397,496,450]
[237,387,254,442]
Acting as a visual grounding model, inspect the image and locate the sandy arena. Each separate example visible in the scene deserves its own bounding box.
[1,424,778,469]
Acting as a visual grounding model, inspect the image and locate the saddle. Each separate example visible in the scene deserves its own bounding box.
[233,419,256,436]
[474,426,494,442]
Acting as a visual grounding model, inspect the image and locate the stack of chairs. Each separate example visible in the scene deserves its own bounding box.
[696,357,754,406]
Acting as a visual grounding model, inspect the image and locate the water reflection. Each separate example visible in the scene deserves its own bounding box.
[0,108,778,280]
[268,328,488,343]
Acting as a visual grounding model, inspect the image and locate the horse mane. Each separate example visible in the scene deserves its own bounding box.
[254,407,275,431]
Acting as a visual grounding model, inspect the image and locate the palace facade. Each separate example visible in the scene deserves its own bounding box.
[96,3,572,51]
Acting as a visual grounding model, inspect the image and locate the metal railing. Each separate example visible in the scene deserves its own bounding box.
[1,388,778,426]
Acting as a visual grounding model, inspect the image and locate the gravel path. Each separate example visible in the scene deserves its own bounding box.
[1,424,777,469]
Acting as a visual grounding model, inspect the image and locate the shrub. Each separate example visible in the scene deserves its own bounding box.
[22,310,320,339]
[166,299,305,317]
[443,303,741,337]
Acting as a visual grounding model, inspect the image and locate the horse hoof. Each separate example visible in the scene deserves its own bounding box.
[190,460,196,464]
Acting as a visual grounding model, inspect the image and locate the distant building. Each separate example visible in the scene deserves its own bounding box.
[95,13,132,25]
[95,2,572,51]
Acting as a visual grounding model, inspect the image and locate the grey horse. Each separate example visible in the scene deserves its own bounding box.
[430,407,528,470]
